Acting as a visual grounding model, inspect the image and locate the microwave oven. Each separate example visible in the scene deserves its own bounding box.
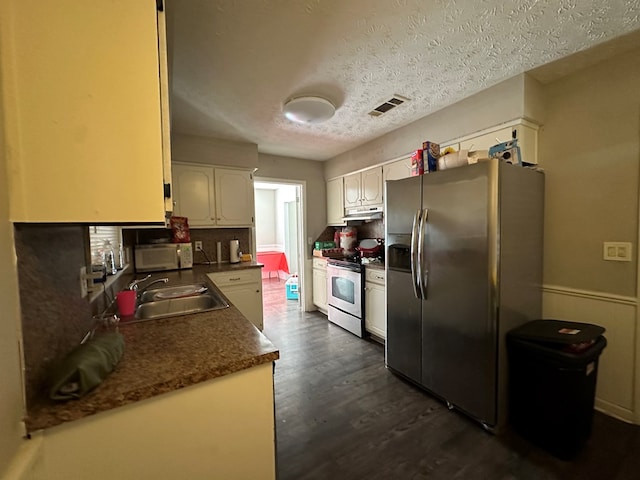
[134,243,193,273]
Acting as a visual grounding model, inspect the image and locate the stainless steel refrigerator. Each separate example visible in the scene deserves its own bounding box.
[384,159,544,432]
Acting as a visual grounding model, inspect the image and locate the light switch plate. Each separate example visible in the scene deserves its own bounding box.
[603,242,632,262]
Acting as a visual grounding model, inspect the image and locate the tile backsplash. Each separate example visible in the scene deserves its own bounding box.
[316,219,384,245]
[14,224,93,408]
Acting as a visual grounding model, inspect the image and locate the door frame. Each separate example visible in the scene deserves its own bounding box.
[254,177,307,311]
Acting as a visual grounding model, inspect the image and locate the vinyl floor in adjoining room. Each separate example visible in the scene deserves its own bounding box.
[260,278,640,480]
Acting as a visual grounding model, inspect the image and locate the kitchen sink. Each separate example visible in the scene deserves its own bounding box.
[138,283,210,304]
[130,282,229,323]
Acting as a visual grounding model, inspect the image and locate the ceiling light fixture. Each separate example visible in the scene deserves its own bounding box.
[283,96,335,124]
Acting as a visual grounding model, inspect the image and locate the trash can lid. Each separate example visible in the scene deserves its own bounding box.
[508,319,605,345]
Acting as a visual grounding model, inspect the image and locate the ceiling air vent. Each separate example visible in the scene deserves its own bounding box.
[368,95,409,117]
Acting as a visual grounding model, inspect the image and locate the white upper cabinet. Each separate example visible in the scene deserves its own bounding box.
[383,157,413,183]
[344,166,383,209]
[1,0,170,223]
[459,127,512,152]
[326,177,345,226]
[172,163,254,227]
[172,164,215,226]
[457,120,539,165]
[214,168,255,226]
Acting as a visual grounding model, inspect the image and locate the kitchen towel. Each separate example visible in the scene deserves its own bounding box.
[49,332,125,401]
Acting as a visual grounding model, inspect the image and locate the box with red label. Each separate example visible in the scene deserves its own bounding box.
[411,149,424,176]
[422,141,440,173]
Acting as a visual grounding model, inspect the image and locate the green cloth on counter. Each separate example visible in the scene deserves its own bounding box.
[49,332,125,401]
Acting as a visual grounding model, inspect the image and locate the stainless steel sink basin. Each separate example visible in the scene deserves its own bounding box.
[139,283,210,304]
[130,282,229,322]
[136,295,229,320]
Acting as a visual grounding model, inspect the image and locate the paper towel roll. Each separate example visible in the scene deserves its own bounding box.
[216,242,222,265]
[230,239,240,264]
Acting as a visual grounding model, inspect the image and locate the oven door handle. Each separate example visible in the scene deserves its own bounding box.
[411,209,422,299]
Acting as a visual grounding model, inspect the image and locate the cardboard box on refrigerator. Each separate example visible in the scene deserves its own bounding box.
[422,141,440,173]
[411,149,424,176]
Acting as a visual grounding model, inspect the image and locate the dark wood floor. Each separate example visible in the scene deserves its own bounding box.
[261,278,640,480]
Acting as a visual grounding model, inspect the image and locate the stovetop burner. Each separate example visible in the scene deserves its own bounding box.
[327,252,384,271]
[327,254,363,271]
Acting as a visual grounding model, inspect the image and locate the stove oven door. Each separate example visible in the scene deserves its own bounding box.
[326,263,362,318]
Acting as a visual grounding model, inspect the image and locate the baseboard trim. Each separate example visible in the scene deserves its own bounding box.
[595,398,634,424]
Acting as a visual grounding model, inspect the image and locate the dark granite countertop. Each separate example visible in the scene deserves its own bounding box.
[25,262,279,432]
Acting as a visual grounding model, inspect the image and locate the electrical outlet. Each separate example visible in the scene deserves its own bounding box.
[195,241,203,251]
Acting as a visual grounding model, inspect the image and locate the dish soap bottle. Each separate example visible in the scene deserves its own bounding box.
[103,240,117,275]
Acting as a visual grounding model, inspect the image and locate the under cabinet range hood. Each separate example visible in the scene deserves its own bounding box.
[342,206,383,222]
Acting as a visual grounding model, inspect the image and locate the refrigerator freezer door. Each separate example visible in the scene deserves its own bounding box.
[385,175,423,383]
[385,175,422,235]
[421,162,498,426]
[386,269,423,383]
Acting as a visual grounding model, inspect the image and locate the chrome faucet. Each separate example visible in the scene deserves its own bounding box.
[128,274,151,291]
[128,275,169,294]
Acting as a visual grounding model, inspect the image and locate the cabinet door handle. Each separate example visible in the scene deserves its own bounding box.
[230,277,241,281]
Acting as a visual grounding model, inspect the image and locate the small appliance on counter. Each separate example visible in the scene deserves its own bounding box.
[229,239,241,264]
[134,243,193,273]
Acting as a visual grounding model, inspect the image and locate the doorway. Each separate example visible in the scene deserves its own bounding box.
[254,179,304,314]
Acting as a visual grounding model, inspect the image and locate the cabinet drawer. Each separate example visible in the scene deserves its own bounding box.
[312,258,328,270]
[365,268,385,285]
[207,269,260,286]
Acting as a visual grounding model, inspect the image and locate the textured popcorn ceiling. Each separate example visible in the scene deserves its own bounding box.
[168,0,640,161]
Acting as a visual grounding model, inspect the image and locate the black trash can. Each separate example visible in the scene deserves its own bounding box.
[507,319,607,459]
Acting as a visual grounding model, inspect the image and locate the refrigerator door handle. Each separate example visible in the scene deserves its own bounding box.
[418,208,428,299]
[411,209,422,299]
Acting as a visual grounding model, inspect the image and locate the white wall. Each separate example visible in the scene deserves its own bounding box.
[536,46,640,424]
[255,189,277,249]
[256,153,325,257]
[274,185,296,250]
[538,47,640,297]
[171,132,259,168]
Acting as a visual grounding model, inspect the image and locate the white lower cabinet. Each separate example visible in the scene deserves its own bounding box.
[208,269,264,330]
[312,258,328,313]
[365,268,386,340]
[35,363,276,480]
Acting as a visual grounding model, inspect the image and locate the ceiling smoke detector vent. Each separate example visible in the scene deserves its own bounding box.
[368,95,409,117]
